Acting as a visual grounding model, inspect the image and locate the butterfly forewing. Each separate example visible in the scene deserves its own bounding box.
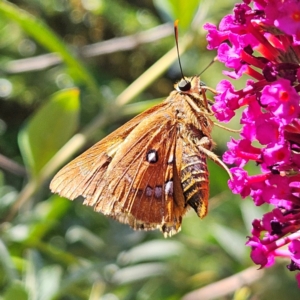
[50,76,222,236]
[50,103,165,200]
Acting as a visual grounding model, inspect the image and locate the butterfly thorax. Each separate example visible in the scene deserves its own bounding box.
[167,76,214,146]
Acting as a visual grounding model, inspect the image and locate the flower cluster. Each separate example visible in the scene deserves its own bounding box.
[204,0,300,287]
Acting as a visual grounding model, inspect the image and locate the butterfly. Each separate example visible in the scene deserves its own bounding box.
[50,75,231,237]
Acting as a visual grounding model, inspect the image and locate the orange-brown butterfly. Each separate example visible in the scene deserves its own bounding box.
[50,23,231,237]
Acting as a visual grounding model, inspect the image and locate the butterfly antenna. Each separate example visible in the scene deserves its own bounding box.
[198,56,218,111]
[198,56,218,76]
[174,20,187,82]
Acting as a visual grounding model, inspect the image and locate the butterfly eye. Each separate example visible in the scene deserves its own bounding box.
[199,80,207,95]
[178,79,191,91]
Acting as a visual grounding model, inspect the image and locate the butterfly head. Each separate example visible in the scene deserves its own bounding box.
[176,78,191,92]
[173,76,214,114]
[175,76,207,94]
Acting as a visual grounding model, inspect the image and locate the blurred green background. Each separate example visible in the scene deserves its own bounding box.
[0,0,299,299]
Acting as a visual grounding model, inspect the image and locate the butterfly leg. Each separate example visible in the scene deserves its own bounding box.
[196,137,232,179]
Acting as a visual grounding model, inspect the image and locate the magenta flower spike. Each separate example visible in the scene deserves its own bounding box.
[204,0,300,287]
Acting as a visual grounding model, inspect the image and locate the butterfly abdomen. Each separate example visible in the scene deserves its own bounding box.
[180,151,209,218]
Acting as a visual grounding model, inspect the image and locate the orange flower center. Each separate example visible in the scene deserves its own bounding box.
[289,105,296,115]
[279,90,289,101]
[292,11,300,22]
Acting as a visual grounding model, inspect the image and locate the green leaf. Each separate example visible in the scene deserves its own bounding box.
[38,265,62,300]
[212,223,247,263]
[23,250,40,300]
[117,240,183,265]
[111,263,167,285]
[169,0,202,29]
[208,159,229,196]
[122,98,163,117]
[153,0,201,29]
[0,1,98,92]
[0,239,18,283]
[3,281,29,300]
[26,195,71,243]
[18,88,80,176]
[65,226,104,252]
[240,199,266,233]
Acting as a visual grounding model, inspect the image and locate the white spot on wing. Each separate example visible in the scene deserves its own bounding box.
[148,152,156,161]
[165,180,173,196]
[147,150,158,163]
[168,154,174,164]
[154,186,162,198]
[146,186,153,197]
